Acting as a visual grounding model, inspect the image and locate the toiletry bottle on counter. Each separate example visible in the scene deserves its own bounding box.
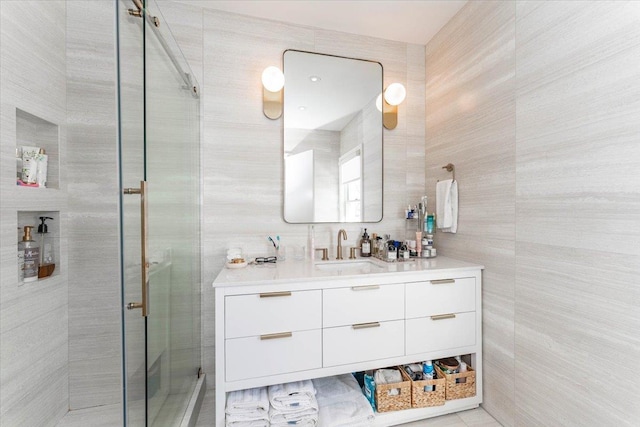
[360,228,371,257]
[19,226,39,282]
[426,213,435,234]
[423,361,434,391]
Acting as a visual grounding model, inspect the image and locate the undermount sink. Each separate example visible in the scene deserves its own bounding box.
[314,258,385,273]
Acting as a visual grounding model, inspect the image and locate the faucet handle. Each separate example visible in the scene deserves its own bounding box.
[349,247,360,259]
[315,247,329,261]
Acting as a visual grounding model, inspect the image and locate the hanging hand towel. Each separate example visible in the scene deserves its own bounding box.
[436,179,458,233]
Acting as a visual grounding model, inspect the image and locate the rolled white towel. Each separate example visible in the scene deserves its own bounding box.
[226,387,269,417]
[268,380,316,411]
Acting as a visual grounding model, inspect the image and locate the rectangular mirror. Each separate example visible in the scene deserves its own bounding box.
[283,50,383,223]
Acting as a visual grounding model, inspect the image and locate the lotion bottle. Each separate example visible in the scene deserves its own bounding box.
[360,228,371,257]
[19,226,39,282]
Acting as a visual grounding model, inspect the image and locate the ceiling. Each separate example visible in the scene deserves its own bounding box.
[173,1,467,45]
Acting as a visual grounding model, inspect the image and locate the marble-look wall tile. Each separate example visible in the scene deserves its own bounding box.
[197,8,425,391]
[514,2,640,425]
[66,0,121,410]
[0,1,69,426]
[425,2,516,426]
[427,1,640,426]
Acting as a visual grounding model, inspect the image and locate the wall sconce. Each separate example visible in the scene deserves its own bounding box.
[381,82,406,130]
[262,66,284,119]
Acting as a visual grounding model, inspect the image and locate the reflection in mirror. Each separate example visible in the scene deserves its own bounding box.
[283,50,383,223]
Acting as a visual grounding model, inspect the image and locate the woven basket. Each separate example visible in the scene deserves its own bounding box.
[434,363,476,400]
[374,368,411,412]
[403,366,446,407]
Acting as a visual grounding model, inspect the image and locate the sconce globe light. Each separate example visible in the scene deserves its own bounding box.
[262,66,285,92]
[382,82,406,130]
[384,82,406,106]
[262,66,284,119]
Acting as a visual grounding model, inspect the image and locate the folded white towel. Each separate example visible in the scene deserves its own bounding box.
[269,405,318,426]
[436,179,458,233]
[226,387,269,416]
[225,418,269,427]
[268,380,316,411]
[271,420,316,427]
[313,375,374,427]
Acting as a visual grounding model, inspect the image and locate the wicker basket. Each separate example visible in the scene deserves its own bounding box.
[374,368,411,412]
[434,363,476,400]
[402,366,446,407]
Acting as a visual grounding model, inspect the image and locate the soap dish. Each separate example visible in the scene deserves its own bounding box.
[226,260,247,269]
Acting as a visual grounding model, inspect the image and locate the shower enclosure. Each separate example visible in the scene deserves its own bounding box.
[0,1,200,425]
[118,0,202,425]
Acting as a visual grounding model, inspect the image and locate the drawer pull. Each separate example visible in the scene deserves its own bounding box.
[431,314,456,320]
[260,332,293,340]
[352,322,381,330]
[351,285,380,291]
[430,279,455,285]
[259,291,292,298]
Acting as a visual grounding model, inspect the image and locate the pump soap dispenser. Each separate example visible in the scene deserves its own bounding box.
[37,216,55,278]
[20,226,39,282]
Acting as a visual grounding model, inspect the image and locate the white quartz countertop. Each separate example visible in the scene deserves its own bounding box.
[213,256,484,289]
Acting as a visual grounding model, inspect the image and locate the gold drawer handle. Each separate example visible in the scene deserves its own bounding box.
[352,322,381,330]
[431,314,456,320]
[260,332,293,340]
[430,279,455,285]
[351,285,380,291]
[259,291,292,298]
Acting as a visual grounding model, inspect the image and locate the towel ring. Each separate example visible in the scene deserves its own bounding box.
[442,163,455,181]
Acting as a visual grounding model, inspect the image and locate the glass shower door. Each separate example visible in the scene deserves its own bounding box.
[118,0,201,425]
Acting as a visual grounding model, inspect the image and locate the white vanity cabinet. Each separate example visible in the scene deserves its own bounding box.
[214,257,483,427]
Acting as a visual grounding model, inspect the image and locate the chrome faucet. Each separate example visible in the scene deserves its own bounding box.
[336,229,348,260]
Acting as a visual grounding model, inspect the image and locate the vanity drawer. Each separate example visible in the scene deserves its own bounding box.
[225,329,322,382]
[405,311,476,355]
[405,277,475,318]
[225,290,321,338]
[323,284,404,327]
[323,319,404,367]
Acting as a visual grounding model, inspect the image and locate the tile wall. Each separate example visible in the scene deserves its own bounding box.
[198,8,426,383]
[425,1,640,426]
[0,1,69,425]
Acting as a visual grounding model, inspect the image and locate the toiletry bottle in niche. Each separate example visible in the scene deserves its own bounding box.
[19,226,39,282]
[360,228,371,257]
[17,234,24,282]
[37,216,55,278]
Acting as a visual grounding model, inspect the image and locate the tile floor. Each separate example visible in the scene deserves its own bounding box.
[56,388,502,426]
[195,388,502,427]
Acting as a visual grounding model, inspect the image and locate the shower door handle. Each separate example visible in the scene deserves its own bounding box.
[123,180,149,317]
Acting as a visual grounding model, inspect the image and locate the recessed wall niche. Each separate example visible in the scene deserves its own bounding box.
[16,108,59,189]
[17,210,60,283]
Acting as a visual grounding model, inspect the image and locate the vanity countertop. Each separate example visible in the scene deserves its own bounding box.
[213,256,484,289]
